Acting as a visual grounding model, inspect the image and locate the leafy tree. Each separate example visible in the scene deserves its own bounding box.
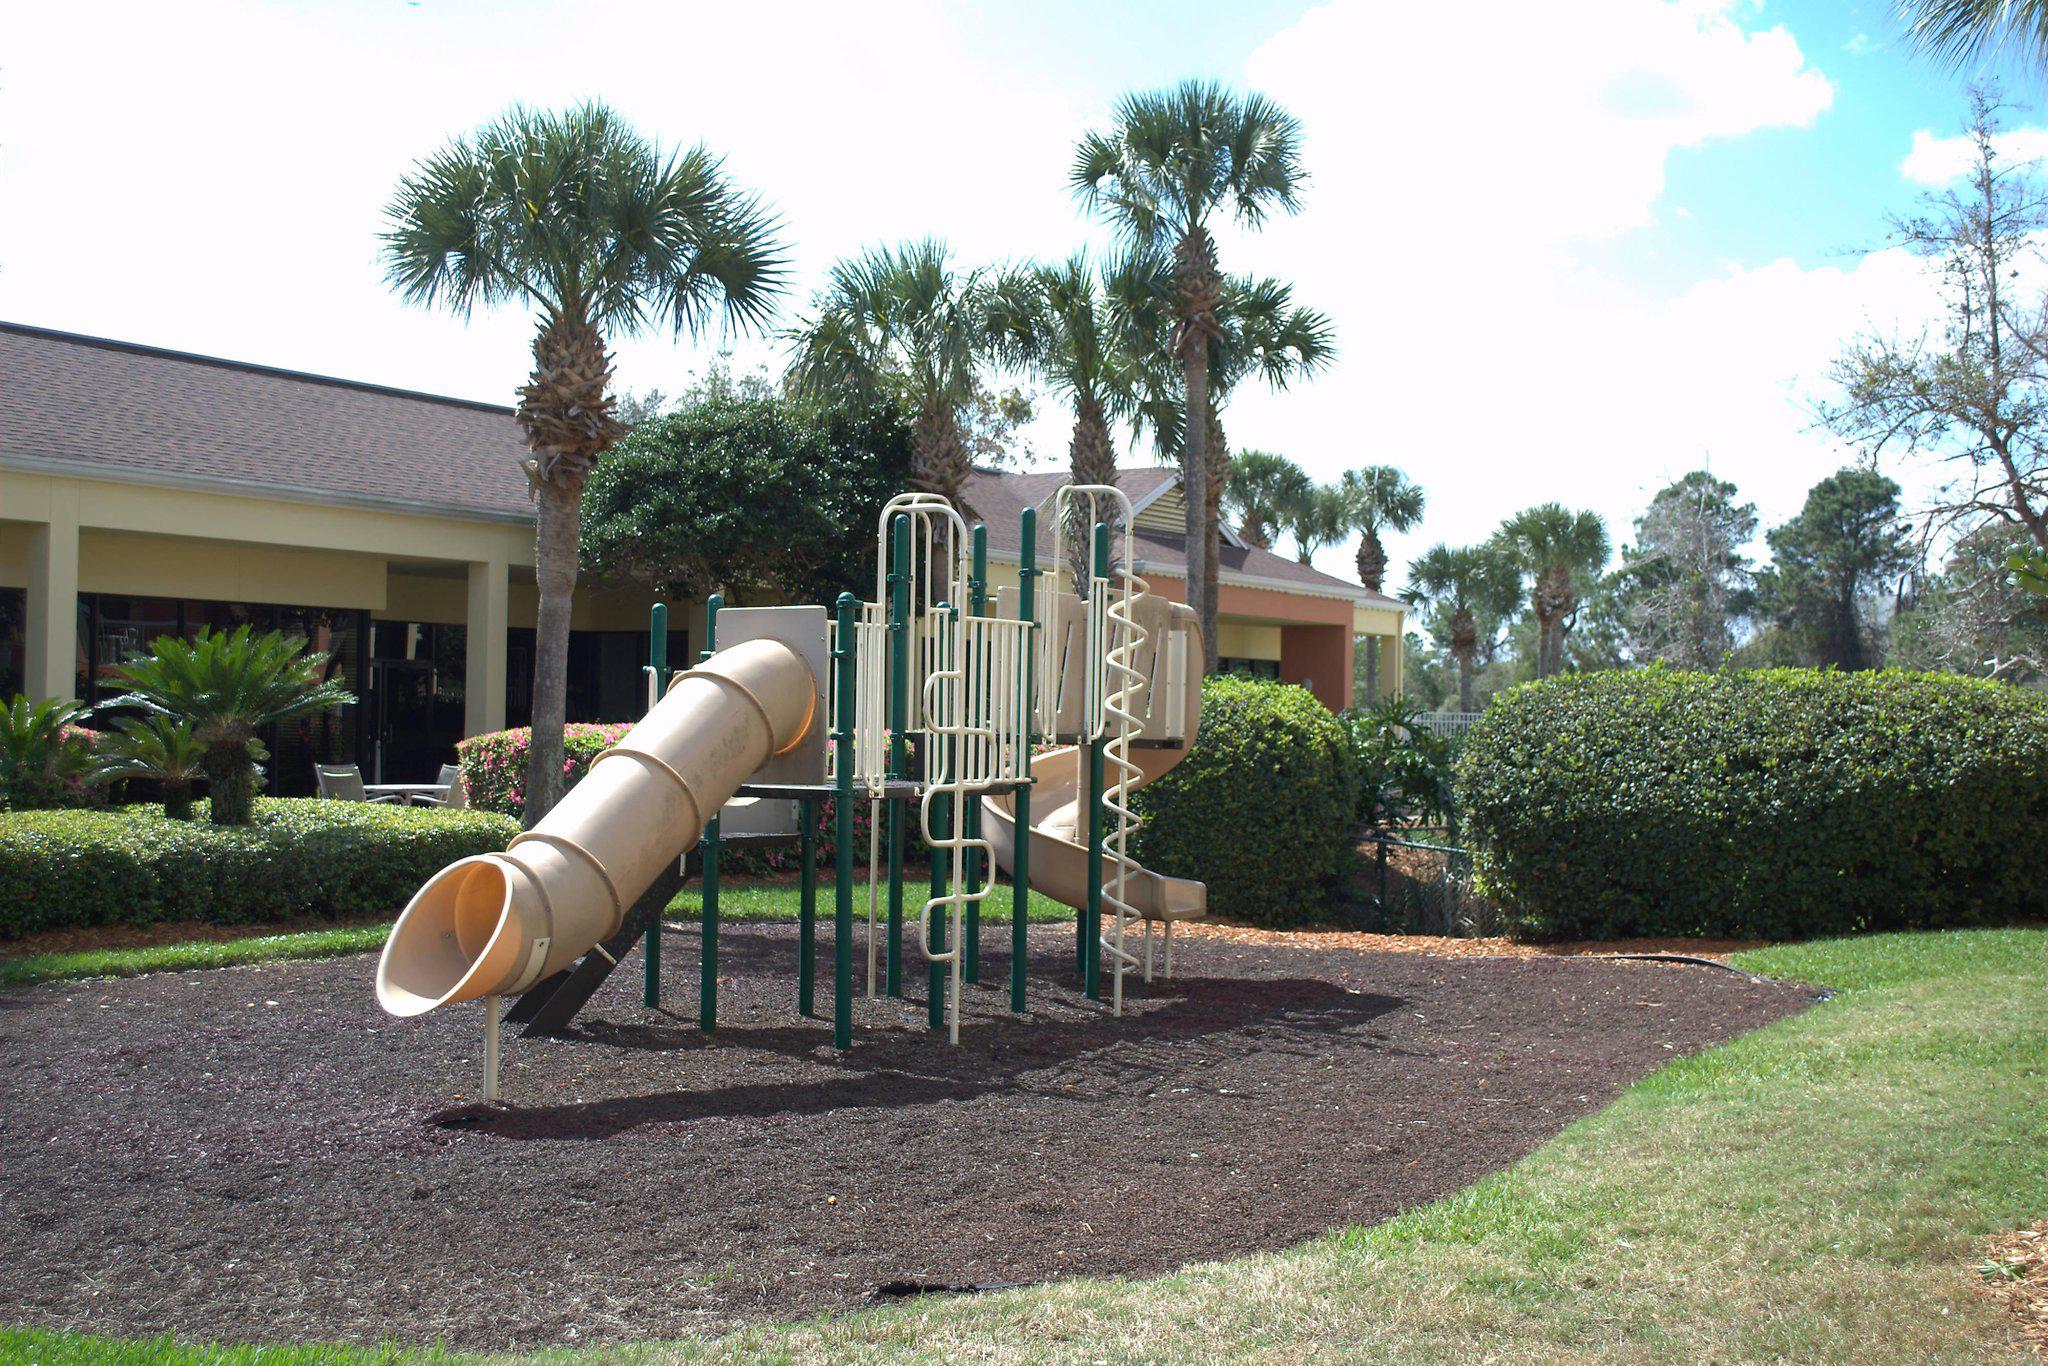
[1340,694,1456,828]
[786,239,1022,525]
[1611,471,1757,667]
[1074,81,1308,669]
[1755,468,1913,671]
[102,627,356,826]
[381,102,785,824]
[1893,518,2048,683]
[96,713,206,820]
[1822,92,2048,587]
[1222,449,1310,549]
[582,376,912,608]
[1340,465,1426,698]
[1493,504,1611,678]
[1406,544,1521,711]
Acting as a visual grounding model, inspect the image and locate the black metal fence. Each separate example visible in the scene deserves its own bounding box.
[1358,828,1504,938]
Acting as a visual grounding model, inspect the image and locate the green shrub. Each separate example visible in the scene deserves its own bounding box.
[1130,675,1357,927]
[1457,667,2048,941]
[0,697,103,811]
[0,798,519,938]
[1340,695,1457,827]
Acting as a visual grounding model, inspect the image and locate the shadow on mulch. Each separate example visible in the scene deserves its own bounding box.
[0,921,1816,1352]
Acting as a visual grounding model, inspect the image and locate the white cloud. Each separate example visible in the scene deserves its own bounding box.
[1900,124,2048,184]
[1202,0,1909,589]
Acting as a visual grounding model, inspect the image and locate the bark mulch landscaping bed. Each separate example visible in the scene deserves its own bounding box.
[0,922,1815,1351]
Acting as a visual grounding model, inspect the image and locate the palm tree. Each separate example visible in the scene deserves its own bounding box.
[1494,504,1611,678]
[1124,272,1334,664]
[382,102,786,825]
[102,627,356,825]
[787,240,997,524]
[1340,465,1427,698]
[1893,0,2048,67]
[1340,466,1426,593]
[1285,484,1350,565]
[1073,81,1307,668]
[1223,449,1310,549]
[1407,545,1521,712]
[986,251,1151,581]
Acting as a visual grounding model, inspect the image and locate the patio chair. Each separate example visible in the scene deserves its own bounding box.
[314,764,399,803]
[410,764,467,810]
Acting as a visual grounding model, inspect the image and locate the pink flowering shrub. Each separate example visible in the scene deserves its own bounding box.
[456,724,631,822]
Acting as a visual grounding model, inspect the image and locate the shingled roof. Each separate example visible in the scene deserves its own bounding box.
[0,322,534,521]
[961,466,1402,608]
[1,321,1401,612]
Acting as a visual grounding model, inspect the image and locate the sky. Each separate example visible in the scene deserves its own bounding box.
[1,0,2041,594]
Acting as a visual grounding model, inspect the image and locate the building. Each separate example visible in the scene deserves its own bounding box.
[0,323,1404,791]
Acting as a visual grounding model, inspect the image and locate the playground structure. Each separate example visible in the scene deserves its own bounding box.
[375,486,1206,1092]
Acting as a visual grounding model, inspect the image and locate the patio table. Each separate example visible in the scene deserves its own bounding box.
[363,783,451,806]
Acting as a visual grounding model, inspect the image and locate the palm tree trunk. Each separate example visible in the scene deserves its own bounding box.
[1067,402,1118,585]
[1202,411,1228,656]
[1456,651,1475,713]
[1451,607,1478,711]
[1356,528,1387,592]
[525,473,582,826]
[1175,228,1222,673]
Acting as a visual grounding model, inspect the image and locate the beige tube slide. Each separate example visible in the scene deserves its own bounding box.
[375,637,817,1018]
[982,602,1206,924]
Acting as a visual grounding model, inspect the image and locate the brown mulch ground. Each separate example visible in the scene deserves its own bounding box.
[1170,920,1767,960]
[0,922,1815,1352]
[1977,1222,2048,1358]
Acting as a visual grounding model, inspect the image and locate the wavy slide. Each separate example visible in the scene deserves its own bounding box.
[982,599,1207,943]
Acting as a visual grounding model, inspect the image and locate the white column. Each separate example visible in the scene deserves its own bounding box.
[464,559,508,736]
[24,499,80,700]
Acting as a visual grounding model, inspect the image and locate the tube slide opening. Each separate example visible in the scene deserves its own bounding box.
[376,857,515,1018]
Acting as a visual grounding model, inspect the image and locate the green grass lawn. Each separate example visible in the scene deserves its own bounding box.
[2,927,2040,1362]
[0,879,1071,990]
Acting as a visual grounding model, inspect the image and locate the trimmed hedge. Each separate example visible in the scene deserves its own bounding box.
[1458,668,2048,941]
[0,798,519,938]
[1131,675,1357,927]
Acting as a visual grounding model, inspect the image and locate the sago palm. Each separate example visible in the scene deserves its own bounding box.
[1074,80,1307,667]
[1223,449,1310,550]
[1494,505,1611,679]
[97,713,207,820]
[787,239,996,523]
[0,696,100,810]
[102,627,357,825]
[381,101,786,823]
[1407,545,1520,713]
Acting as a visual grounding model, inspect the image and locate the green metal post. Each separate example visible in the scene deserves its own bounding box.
[1012,508,1035,1013]
[1084,523,1107,1001]
[797,796,817,1017]
[699,593,722,1033]
[928,602,953,1031]
[885,513,911,997]
[643,602,669,1008]
[833,593,858,1050]
[963,525,987,984]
